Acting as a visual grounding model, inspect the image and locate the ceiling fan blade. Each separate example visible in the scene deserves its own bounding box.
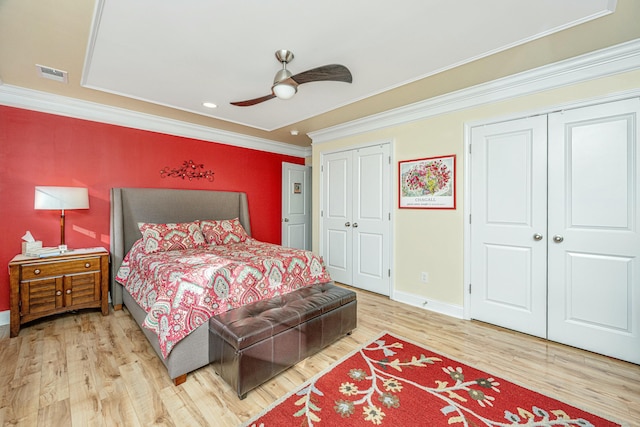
[230,93,276,107]
[291,64,352,85]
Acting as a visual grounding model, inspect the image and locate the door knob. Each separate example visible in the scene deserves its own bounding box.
[553,235,564,243]
[345,222,351,227]
[353,223,358,228]
[533,233,543,241]
[283,218,289,222]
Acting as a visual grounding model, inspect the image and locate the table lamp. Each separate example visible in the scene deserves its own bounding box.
[34,186,89,250]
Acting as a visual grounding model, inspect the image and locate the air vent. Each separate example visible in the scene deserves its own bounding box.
[36,64,68,83]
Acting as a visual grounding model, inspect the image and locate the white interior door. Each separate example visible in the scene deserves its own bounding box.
[352,145,391,295]
[547,98,640,364]
[470,116,548,337]
[323,151,352,284]
[470,97,640,364]
[282,163,311,250]
[322,144,391,295]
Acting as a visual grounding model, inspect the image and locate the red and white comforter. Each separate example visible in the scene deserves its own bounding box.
[116,238,332,357]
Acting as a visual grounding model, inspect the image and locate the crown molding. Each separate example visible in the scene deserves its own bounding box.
[309,38,640,144]
[0,84,311,158]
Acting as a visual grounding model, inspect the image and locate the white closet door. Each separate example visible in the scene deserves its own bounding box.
[322,151,352,284]
[470,116,548,337]
[322,144,391,295]
[547,98,640,364]
[352,145,390,295]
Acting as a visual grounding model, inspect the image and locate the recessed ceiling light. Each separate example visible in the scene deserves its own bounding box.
[202,102,217,109]
[290,129,299,136]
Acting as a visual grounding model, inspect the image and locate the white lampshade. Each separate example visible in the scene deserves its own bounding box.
[35,186,89,211]
[273,82,297,100]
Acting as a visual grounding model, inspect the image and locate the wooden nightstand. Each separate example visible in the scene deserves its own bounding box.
[9,248,109,337]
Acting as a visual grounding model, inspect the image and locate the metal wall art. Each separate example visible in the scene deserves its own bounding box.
[160,160,215,181]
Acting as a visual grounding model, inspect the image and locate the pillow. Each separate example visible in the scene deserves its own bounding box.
[200,218,249,245]
[137,221,205,254]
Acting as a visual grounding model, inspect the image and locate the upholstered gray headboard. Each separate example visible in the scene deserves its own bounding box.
[109,188,251,307]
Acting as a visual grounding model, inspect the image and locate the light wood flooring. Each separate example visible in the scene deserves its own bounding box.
[1,285,639,426]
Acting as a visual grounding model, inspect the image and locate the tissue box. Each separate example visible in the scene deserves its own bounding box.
[22,241,43,255]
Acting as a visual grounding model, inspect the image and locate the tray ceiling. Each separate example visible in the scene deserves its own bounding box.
[81,0,616,132]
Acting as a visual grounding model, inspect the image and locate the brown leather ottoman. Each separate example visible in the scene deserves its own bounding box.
[208,282,357,399]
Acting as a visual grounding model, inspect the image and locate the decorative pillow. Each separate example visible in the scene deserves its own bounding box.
[138,221,205,254]
[200,218,249,245]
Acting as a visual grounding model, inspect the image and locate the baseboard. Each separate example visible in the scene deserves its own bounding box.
[0,294,461,325]
[0,310,9,326]
[391,290,463,319]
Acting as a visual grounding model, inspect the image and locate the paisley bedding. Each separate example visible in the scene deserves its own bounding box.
[116,238,332,357]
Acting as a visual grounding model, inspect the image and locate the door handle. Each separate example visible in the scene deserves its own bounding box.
[533,233,543,241]
[283,218,289,222]
[553,235,564,243]
[353,223,358,228]
[345,222,351,227]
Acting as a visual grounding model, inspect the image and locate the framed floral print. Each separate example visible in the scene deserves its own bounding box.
[399,155,456,209]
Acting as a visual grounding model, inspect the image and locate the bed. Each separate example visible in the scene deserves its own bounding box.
[109,187,334,385]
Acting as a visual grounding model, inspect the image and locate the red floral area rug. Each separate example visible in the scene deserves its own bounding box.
[244,332,621,427]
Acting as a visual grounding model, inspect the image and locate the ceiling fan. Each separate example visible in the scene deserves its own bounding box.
[230,49,352,107]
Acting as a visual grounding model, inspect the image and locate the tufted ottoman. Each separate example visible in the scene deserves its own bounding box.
[208,282,357,399]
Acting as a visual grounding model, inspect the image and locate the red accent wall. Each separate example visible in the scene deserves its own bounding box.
[0,106,304,312]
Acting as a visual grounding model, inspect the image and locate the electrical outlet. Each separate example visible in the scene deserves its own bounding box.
[420,272,429,283]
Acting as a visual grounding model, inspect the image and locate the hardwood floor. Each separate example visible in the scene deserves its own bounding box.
[1,285,638,426]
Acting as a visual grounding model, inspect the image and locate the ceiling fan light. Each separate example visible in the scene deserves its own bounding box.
[273,82,297,100]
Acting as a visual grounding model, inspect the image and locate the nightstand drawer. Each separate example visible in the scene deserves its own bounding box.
[20,257,101,280]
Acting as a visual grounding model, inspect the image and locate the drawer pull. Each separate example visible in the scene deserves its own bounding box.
[66,289,72,295]
[34,269,41,275]
[84,263,91,268]
[56,290,62,296]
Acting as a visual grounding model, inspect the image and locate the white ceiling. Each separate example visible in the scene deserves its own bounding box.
[81,0,614,132]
